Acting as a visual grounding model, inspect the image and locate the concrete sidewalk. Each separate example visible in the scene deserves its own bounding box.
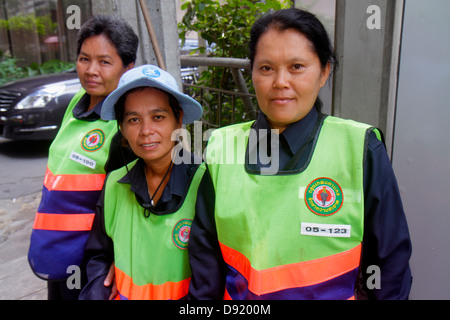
[0,192,47,300]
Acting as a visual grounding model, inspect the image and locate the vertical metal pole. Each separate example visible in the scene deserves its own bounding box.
[138,0,166,70]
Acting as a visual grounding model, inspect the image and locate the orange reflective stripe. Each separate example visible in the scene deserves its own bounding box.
[33,212,95,231]
[224,288,232,300]
[115,267,190,300]
[220,242,362,296]
[44,167,106,191]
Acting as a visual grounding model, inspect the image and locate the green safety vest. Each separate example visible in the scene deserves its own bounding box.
[206,115,379,300]
[28,89,118,280]
[104,160,206,300]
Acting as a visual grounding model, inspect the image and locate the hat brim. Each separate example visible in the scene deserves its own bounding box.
[102,77,202,124]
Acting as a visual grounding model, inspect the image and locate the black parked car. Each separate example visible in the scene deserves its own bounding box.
[0,69,81,140]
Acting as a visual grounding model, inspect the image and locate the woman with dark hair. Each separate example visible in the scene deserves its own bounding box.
[188,8,412,300]
[28,15,138,300]
[248,7,338,114]
[76,15,138,71]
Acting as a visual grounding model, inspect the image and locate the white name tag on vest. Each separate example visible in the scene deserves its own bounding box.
[301,222,351,238]
[69,151,96,169]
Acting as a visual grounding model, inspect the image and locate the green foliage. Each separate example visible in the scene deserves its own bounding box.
[28,59,76,76]
[179,0,289,58]
[0,12,69,85]
[0,55,25,85]
[179,0,290,127]
[0,52,75,86]
[1,14,57,36]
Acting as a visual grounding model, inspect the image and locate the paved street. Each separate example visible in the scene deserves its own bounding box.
[0,138,49,300]
[0,192,47,299]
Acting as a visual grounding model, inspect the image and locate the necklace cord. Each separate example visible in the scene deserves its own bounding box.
[149,159,174,207]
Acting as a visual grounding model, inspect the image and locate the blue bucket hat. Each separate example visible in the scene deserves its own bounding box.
[102,65,202,124]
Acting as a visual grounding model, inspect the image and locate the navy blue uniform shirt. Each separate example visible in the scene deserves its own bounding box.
[188,108,412,300]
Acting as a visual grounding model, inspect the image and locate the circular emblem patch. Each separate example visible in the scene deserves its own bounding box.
[172,219,192,249]
[305,177,343,216]
[81,129,105,152]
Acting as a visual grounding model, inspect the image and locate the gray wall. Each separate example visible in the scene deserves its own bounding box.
[333,0,403,156]
[392,0,450,300]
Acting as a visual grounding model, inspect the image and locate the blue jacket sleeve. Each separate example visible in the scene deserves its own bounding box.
[79,184,114,300]
[358,131,413,299]
[187,166,227,299]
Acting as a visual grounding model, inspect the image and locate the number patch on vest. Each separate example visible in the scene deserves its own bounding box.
[300,222,351,238]
[69,151,96,169]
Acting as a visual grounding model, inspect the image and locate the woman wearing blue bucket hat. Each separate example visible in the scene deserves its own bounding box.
[80,65,204,300]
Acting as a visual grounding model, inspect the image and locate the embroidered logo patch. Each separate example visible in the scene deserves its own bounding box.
[142,66,161,78]
[172,219,192,249]
[81,129,105,152]
[305,177,343,216]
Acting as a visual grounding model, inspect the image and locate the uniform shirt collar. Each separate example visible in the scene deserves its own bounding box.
[72,93,104,121]
[118,148,200,210]
[254,107,319,156]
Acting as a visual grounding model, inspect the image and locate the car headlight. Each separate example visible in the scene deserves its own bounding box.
[14,84,66,110]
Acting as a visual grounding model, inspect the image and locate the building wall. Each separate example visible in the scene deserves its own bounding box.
[333,0,403,156]
[393,0,450,300]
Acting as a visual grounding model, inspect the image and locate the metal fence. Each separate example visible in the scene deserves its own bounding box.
[180,56,258,130]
